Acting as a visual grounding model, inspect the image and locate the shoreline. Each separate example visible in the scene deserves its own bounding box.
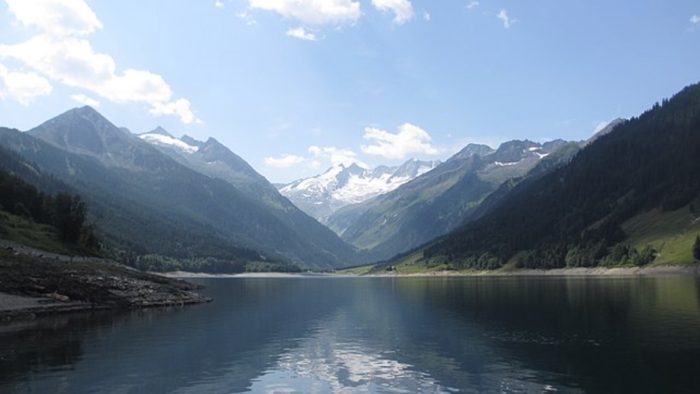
[160,264,700,278]
[157,271,340,279]
[0,241,211,322]
[364,264,700,277]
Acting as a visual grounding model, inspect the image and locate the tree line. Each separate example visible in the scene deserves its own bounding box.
[0,167,98,250]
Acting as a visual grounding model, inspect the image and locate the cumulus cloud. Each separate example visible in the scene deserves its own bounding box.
[264,154,306,168]
[214,0,224,8]
[248,0,361,25]
[0,62,53,105]
[5,0,101,36]
[70,93,99,107]
[309,145,361,167]
[371,0,414,25]
[361,123,439,160]
[287,27,317,41]
[0,0,200,124]
[150,98,200,124]
[497,9,513,28]
[466,1,479,10]
[691,15,700,24]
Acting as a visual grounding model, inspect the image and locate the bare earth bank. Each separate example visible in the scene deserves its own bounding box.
[0,241,210,322]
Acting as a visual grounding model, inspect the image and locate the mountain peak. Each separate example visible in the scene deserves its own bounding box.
[345,162,365,172]
[451,143,495,161]
[146,126,174,138]
[71,105,101,117]
[391,158,440,179]
[28,106,127,157]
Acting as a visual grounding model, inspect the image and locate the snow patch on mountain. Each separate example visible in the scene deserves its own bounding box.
[139,133,199,154]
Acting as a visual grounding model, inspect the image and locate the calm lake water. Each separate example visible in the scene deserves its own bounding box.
[2,276,700,393]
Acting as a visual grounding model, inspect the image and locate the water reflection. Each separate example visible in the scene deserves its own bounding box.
[1,276,700,393]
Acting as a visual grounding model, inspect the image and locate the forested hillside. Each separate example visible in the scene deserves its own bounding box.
[0,148,98,253]
[420,83,700,269]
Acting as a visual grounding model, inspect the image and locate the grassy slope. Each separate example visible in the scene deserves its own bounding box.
[336,264,375,275]
[0,211,79,255]
[622,206,700,266]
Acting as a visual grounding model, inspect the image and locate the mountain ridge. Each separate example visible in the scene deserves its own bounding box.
[1,106,362,269]
[326,138,572,261]
[278,159,440,222]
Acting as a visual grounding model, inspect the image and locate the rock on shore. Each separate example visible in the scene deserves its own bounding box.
[0,246,210,321]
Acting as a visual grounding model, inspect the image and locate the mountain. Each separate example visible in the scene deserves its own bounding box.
[137,126,361,266]
[138,129,278,200]
[0,106,360,269]
[326,139,572,261]
[417,83,700,270]
[278,159,440,221]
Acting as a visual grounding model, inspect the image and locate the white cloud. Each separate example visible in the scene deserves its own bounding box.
[150,98,200,124]
[308,145,360,166]
[5,0,101,36]
[70,93,99,107]
[287,27,317,41]
[264,154,306,168]
[361,123,439,160]
[466,1,479,10]
[497,9,513,28]
[423,11,430,22]
[691,15,700,24]
[0,62,53,105]
[214,0,224,8]
[249,0,361,25]
[0,0,200,124]
[371,0,414,25]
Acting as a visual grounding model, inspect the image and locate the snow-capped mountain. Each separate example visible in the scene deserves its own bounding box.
[279,159,440,222]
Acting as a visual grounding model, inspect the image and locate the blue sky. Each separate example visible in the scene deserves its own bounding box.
[0,0,699,183]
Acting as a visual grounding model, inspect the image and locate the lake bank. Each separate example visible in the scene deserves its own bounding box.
[158,271,340,279]
[0,242,210,322]
[159,263,700,278]
[360,264,700,277]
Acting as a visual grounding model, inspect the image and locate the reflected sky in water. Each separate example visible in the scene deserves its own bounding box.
[2,276,700,393]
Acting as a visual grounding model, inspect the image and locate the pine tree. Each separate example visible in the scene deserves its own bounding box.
[694,236,700,261]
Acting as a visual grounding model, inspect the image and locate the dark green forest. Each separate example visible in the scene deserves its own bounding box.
[423,83,700,269]
[0,160,97,250]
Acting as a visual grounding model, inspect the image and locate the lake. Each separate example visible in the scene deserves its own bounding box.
[2,276,700,393]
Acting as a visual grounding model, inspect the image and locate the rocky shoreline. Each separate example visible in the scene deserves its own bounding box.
[0,243,210,322]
